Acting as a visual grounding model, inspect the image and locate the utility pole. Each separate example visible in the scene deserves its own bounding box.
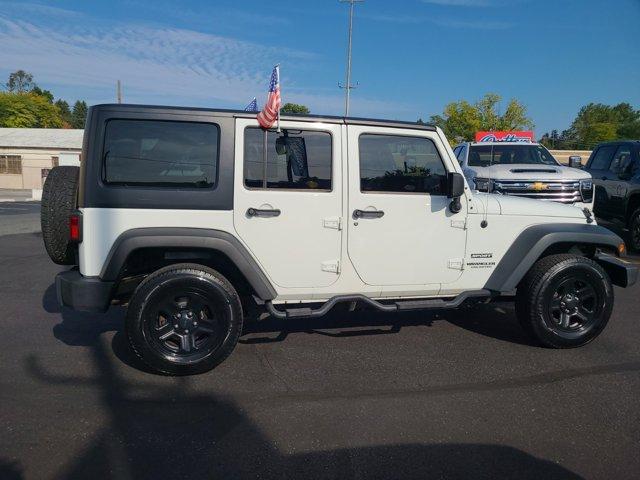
[116,80,122,104]
[338,0,363,117]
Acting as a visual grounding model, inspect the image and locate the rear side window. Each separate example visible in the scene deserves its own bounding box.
[244,127,332,190]
[588,145,616,170]
[609,145,632,174]
[103,119,219,187]
[359,134,447,195]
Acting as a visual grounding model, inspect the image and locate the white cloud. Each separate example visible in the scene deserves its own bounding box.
[0,7,411,118]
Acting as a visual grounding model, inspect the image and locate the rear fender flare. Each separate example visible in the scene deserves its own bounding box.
[100,227,277,300]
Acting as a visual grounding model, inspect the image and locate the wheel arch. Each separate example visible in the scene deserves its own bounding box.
[625,192,640,224]
[100,228,277,300]
[484,223,624,293]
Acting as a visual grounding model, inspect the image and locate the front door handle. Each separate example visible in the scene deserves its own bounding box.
[353,209,384,219]
[247,207,281,218]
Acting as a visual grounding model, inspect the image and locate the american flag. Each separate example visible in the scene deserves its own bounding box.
[257,65,281,129]
[244,97,258,112]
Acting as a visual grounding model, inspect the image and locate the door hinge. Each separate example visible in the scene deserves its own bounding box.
[321,260,340,274]
[448,258,464,270]
[450,218,467,230]
[323,217,342,230]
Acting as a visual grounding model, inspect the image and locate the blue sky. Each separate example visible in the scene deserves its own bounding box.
[0,0,638,135]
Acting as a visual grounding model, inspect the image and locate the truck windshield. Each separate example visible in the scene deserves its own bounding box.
[468,144,560,167]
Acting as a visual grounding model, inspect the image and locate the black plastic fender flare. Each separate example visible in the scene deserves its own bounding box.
[100,227,277,300]
[484,223,624,293]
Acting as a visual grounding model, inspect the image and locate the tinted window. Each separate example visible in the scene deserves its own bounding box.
[359,134,447,194]
[453,146,461,157]
[244,128,332,190]
[589,145,616,170]
[457,145,467,162]
[103,120,218,187]
[468,144,558,167]
[609,145,632,174]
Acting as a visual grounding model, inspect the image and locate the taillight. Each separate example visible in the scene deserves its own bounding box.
[69,214,81,242]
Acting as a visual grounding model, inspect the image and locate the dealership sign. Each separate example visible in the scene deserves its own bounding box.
[475,131,534,143]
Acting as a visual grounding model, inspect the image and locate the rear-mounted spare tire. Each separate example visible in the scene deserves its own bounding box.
[41,165,80,265]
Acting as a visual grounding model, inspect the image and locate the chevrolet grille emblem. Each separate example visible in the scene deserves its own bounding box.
[530,182,548,191]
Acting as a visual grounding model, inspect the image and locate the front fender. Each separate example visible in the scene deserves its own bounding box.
[484,223,624,293]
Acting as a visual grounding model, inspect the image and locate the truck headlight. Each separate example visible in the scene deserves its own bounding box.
[474,178,493,192]
[580,179,593,202]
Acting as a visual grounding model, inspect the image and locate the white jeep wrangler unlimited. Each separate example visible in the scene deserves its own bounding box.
[42,104,637,375]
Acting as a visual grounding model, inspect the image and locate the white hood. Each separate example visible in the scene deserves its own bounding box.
[468,163,591,181]
[470,192,586,219]
[495,194,586,218]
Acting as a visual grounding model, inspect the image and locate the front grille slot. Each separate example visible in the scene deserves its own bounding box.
[493,180,582,204]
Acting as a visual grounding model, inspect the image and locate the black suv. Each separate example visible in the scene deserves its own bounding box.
[585,140,640,250]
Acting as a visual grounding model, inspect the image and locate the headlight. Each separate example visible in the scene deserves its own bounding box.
[580,179,593,202]
[474,178,493,192]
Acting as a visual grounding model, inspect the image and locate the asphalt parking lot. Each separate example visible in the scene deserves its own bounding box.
[1,204,639,480]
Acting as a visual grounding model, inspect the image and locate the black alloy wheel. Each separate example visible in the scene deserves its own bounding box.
[546,275,600,338]
[516,254,613,348]
[126,264,243,375]
[144,289,229,363]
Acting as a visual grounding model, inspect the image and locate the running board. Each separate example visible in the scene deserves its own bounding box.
[265,290,493,320]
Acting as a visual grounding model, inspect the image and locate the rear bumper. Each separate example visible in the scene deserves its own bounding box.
[594,253,638,288]
[56,269,114,312]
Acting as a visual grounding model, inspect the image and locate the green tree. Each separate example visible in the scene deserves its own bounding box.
[562,102,640,149]
[430,100,481,143]
[281,103,310,114]
[0,92,63,128]
[30,86,54,103]
[71,100,88,128]
[429,93,533,143]
[55,99,72,127]
[6,70,36,93]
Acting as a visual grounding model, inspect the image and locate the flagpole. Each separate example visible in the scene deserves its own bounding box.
[275,64,281,133]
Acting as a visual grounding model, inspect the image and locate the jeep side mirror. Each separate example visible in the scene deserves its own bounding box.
[568,156,582,168]
[447,172,465,198]
[447,172,465,213]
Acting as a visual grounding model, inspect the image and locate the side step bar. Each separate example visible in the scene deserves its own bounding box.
[265,290,493,320]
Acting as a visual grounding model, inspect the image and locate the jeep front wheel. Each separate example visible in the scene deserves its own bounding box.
[126,263,243,375]
[515,254,613,348]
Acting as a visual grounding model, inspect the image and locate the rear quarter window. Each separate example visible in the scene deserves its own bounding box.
[587,145,616,171]
[103,119,219,188]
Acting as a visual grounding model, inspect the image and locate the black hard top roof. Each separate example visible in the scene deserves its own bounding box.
[90,103,437,131]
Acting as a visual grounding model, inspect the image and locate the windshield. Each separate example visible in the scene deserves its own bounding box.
[468,144,560,167]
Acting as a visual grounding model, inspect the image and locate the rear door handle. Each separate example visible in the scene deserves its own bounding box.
[353,209,384,219]
[247,207,281,218]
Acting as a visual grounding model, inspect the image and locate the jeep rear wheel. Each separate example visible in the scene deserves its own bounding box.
[515,254,613,348]
[126,263,243,375]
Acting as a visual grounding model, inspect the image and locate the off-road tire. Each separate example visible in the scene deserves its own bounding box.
[41,166,79,265]
[126,263,243,375]
[628,207,640,252]
[515,254,613,348]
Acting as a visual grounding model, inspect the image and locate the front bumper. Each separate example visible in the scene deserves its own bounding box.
[56,269,114,312]
[594,253,638,288]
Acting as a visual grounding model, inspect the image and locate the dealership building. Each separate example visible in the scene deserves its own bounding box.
[0,128,83,190]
